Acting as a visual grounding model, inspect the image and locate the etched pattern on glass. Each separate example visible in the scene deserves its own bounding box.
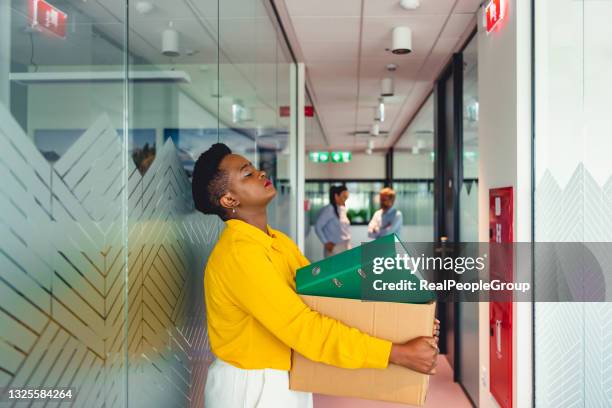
[0,107,217,408]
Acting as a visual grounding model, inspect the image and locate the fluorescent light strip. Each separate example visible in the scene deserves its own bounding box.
[9,70,192,84]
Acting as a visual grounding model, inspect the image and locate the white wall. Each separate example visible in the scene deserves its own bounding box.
[393,152,434,178]
[477,0,532,407]
[305,152,386,179]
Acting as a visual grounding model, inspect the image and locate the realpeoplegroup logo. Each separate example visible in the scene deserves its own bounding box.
[360,242,611,302]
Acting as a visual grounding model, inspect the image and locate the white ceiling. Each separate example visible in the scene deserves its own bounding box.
[279,0,480,151]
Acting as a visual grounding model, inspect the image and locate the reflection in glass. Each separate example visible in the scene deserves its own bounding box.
[393,93,435,242]
[1,1,296,407]
[460,35,479,242]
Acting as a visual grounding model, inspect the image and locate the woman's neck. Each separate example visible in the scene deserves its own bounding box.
[235,208,269,235]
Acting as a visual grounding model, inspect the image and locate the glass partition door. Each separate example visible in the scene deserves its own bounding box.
[534,0,612,406]
[0,1,297,407]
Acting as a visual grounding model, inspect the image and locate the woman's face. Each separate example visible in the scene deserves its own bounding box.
[218,153,276,213]
[335,190,349,206]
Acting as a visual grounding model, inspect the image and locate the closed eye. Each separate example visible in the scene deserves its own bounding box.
[243,165,255,177]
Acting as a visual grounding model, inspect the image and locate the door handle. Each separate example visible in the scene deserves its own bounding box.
[495,319,502,358]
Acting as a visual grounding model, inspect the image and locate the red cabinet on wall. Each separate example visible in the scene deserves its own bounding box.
[489,187,513,408]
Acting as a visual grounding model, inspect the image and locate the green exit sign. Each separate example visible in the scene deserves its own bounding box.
[309,151,330,163]
[309,151,352,163]
[331,151,351,163]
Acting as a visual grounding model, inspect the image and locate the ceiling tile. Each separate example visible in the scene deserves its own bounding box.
[283,0,362,17]
[363,0,456,17]
[455,0,483,14]
[358,59,424,79]
[291,16,361,43]
[300,41,359,62]
[281,0,476,149]
[439,13,475,39]
[307,62,359,78]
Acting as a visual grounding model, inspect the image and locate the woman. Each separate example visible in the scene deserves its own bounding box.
[314,185,351,258]
[192,143,439,408]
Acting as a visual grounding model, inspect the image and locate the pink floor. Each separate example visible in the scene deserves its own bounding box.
[313,356,473,408]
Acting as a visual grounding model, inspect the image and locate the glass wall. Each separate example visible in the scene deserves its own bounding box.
[305,181,384,226]
[393,93,435,242]
[458,33,479,405]
[534,0,612,406]
[0,1,296,406]
[460,35,479,242]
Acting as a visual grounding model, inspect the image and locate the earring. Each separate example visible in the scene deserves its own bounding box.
[232,207,236,214]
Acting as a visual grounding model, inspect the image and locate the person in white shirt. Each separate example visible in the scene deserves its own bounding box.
[314,185,351,257]
[368,187,403,239]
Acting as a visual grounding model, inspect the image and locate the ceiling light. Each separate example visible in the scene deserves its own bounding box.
[162,21,180,57]
[392,26,412,54]
[370,123,380,136]
[377,98,385,122]
[366,139,375,155]
[10,71,191,84]
[381,64,397,97]
[381,77,394,97]
[231,99,244,123]
[399,0,421,10]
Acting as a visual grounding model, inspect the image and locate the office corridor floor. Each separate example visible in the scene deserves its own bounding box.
[313,356,474,408]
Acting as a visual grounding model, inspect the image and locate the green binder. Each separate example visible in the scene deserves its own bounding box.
[296,234,435,304]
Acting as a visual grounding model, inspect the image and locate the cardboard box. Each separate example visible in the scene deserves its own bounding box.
[289,295,436,406]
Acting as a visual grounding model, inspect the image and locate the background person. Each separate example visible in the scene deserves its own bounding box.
[314,185,351,258]
[368,187,403,239]
[192,144,439,408]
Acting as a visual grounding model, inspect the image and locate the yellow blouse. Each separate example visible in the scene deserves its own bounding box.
[204,219,392,371]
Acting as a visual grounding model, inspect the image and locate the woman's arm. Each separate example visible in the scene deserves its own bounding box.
[221,242,391,369]
[314,206,332,244]
[245,234,439,374]
[367,210,381,239]
[379,210,403,237]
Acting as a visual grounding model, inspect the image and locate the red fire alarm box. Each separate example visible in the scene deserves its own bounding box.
[489,187,513,408]
[30,0,68,38]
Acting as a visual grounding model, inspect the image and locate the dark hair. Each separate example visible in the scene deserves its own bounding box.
[192,143,232,220]
[328,184,348,218]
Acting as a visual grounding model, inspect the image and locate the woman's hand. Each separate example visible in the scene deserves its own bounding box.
[324,242,335,252]
[389,336,439,374]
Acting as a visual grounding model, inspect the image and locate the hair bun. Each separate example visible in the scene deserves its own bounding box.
[192,143,232,213]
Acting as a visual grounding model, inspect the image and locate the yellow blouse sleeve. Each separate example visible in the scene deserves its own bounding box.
[221,241,392,370]
[294,241,311,268]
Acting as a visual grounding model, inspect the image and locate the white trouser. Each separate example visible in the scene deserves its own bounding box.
[204,358,313,408]
[324,240,351,258]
